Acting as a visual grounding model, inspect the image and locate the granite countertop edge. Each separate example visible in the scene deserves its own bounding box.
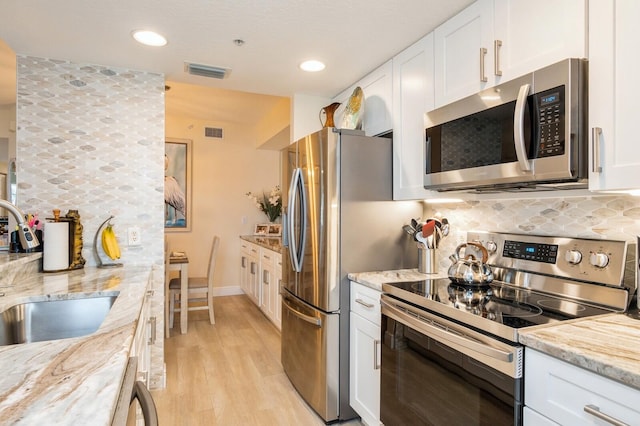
[0,264,152,424]
[518,313,640,390]
[240,234,282,253]
[347,268,449,291]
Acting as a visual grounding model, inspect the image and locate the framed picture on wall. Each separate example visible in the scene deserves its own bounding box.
[165,138,192,232]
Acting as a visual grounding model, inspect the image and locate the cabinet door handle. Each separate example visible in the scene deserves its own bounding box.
[494,40,502,76]
[355,298,375,309]
[373,339,381,370]
[584,404,628,426]
[148,316,156,345]
[250,262,256,274]
[241,256,247,268]
[479,47,488,82]
[263,270,270,285]
[592,127,603,173]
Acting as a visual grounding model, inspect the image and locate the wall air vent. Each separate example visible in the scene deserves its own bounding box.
[205,127,224,139]
[184,62,231,79]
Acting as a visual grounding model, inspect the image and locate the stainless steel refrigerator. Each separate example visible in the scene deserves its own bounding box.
[280,128,422,423]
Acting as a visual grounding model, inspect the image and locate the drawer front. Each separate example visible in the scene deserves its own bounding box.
[523,407,558,425]
[525,349,640,425]
[350,281,381,326]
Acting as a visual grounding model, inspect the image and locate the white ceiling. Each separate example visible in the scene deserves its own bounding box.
[0,0,473,122]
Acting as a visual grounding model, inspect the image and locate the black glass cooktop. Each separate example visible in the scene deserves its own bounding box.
[382,278,614,330]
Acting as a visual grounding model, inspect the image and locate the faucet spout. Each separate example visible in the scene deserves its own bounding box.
[0,199,40,250]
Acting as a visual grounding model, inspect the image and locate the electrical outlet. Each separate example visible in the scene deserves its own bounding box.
[127,227,141,246]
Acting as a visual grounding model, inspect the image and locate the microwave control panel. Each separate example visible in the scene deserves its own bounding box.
[534,85,565,158]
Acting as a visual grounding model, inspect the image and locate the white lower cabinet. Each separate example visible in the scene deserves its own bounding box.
[259,247,282,330]
[524,349,640,425]
[349,281,381,426]
[240,239,281,330]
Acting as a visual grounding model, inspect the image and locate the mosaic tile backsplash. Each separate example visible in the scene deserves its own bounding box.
[425,194,640,271]
[16,55,165,388]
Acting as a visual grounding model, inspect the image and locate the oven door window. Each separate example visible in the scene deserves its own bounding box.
[380,315,522,426]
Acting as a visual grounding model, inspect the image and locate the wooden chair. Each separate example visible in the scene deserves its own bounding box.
[169,236,220,326]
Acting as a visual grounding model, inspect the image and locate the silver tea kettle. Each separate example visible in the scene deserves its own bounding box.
[448,242,494,286]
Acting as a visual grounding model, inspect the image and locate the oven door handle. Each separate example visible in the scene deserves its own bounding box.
[381,299,513,363]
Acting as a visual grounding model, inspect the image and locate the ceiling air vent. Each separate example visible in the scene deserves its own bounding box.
[205,127,224,139]
[184,62,231,79]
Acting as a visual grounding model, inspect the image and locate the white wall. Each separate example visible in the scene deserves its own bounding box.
[165,115,280,293]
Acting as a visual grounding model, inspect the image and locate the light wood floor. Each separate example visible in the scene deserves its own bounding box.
[151,295,363,426]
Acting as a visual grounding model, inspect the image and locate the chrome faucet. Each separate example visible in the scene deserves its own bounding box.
[0,199,40,250]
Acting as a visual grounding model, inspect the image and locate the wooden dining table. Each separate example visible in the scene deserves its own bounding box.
[169,255,189,334]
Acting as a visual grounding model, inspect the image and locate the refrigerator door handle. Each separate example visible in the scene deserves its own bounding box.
[288,167,307,272]
[283,296,322,327]
[287,168,300,270]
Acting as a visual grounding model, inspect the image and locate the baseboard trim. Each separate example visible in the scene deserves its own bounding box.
[212,286,244,297]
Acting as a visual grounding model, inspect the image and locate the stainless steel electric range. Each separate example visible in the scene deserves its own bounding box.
[380,231,637,426]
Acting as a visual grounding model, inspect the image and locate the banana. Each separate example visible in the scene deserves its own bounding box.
[101,224,121,260]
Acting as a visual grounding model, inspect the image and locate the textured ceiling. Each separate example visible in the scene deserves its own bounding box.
[0,0,473,121]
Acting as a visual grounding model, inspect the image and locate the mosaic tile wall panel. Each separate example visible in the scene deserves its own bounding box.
[425,195,640,271]
[16,55,166,388]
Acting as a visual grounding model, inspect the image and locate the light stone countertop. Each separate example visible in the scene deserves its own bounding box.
[240,235,282,253]
[519,313,640,390]
[0,262,152,424]
[347,268,449,291]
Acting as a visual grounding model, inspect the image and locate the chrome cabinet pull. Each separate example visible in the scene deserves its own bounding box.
[592,127,603,173]
[494,40,502,76]
[584,404,628,426]
[479,47,488,82]
[355,298,375,309]
[373,339,381,370]
[148,316,156,345]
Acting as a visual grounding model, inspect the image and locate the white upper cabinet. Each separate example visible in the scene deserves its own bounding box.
[493,0,585,82]
[392,33,436,200]
[434,0,495,107]
[588,0,640,192]
[434,0,586,108]
[333,60,393,137]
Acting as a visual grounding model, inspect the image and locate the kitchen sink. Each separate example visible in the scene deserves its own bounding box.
[0,293,119,346]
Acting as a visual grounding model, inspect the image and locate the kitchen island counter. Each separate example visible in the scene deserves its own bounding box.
[0,264,152,424]
[519,313,640,390]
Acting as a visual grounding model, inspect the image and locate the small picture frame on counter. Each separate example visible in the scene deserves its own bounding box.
[254,224,269,235]
[267,223,281,236]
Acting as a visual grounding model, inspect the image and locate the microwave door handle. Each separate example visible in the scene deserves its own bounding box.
[514,83,532,172]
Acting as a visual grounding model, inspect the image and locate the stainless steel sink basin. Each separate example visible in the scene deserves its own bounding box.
[0,294,119,346]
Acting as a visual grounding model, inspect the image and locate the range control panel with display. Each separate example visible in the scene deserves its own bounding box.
[503,240,558,264]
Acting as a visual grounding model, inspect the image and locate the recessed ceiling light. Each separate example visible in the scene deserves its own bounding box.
[300,60,325,72]
[132,30,167,47]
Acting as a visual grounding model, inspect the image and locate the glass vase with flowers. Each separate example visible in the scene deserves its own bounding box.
[246,185,282,223]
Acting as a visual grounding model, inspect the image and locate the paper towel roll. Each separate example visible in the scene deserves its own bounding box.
[43,221,69,271]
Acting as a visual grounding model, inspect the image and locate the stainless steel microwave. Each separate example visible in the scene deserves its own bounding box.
[424,58,588,192]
